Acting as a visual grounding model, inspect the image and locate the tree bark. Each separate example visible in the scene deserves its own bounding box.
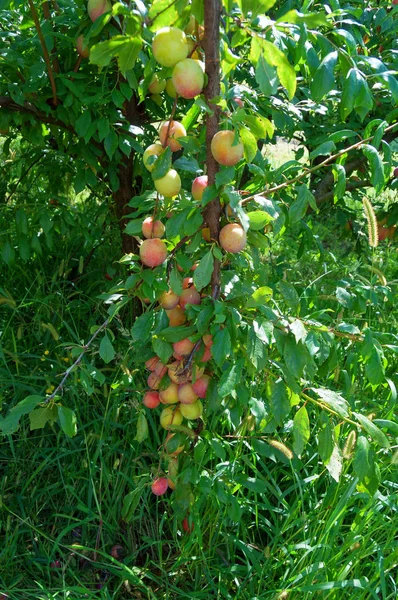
[114,94,145,255]
[203,0,222,298]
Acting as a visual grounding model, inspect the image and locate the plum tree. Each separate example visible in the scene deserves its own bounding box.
[87,0,111,22]
[139,238,168,268]
[152,27,188,68]
[219,223,247,253]
[172,59,205,99]
[154,169,181,197]
[211,130,244,166]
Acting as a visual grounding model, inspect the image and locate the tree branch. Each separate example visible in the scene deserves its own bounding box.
[28,0,58,105]
[242,122,398,205]
[203,0,222,298]
[45,318,110,404]
[42,0,60,74]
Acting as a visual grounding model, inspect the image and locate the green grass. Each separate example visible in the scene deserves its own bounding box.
[1,412,396,599]
[1,158,397,599]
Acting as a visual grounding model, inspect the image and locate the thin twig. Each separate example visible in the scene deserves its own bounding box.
[162,97,179,149]
[28,0,58,106]
[45,318,110,404]
[5,154,45,203]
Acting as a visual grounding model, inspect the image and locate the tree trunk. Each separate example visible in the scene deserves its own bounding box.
[203,0,222,298]
[114,156,136,255]
[114,94,145,255]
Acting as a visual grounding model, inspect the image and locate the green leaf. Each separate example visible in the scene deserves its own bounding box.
[311,387,349,418]
[193,251,214,292]
[151,147,172,181]
[247,210,273,230]
[118,37,142,74]
[122,479,147,522]
[353,436,380,494]
[170,266,183,296]
[276,9,327,27]
[158,325,197,343]
[75,111,92,138]
[333,164,346,201]
[310,51,338,102]
[212,328,231,367]
[247,325,268,370]
[260,39,296,99]
[0,395,44,435]
[29,405,58,430]
[124,218,143,236]
[270,379,291,426]
[90,36,128,68]
[244,115,274,140]
[277,280,300,312]
[310,141,336,161]
[215,167,235,188]
[318,413,334,464]
[293,406,310,457]
[152,337,173,364]
[284,337,307,379]
[239,127,257,163]
[1,239,15,265]
[218,360,243,398]
[362,145,385,194]
[104,129,119,159]
[131,311,155,343]
[255,55,278,97]
[353,412,390,449]
[99,334,115,363]
[365,346,385,385]
[240,0,276,18]
[57,406,77,438]
[134,412,149,442]
[325,444,343,482]
[246,286,273,308]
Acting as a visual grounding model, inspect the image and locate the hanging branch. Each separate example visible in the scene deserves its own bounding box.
[28,0,58,106]
[242,122,398,206]
[45,318,110,404]
[203,0,222,299]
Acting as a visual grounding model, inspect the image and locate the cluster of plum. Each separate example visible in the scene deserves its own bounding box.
[135,26,251,498]
[143,291,213,498]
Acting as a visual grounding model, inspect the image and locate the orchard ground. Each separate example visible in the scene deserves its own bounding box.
[0,169,397,597]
